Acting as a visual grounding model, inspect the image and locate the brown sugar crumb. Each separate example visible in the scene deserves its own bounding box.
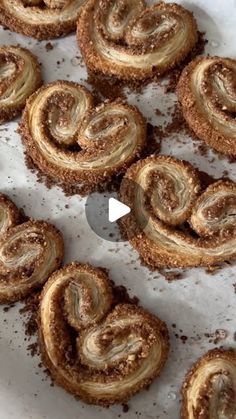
[45,42,54,52]
[24,154,57,190]
[205,265,222,275]
[197,143,209,157]
[222,170,229,178]
[164,103,187,137]
[214,329,228,344]
[228,155,236,164]
[159,270,184,282]
[27,342,39,357]
[19,291,40,340]
[122,404,130,413]
[204,329,228,344]
[143,123,163,157]
[87,71,148,99]
[3,303,15,312]
[180,335,188,344]
[87,72,126,101]
[155,108,164,117]
[112,282,139,307]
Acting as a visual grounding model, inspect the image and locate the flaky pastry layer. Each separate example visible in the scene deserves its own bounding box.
[0,45,42,123]
[77,0,198,81]
[19,80,147,194]
[0,0,87,39]
[39,262,169,405]
[0,193,64,303]
[181,349,236,419]
[119,155,236,269]
[177,56,236,156]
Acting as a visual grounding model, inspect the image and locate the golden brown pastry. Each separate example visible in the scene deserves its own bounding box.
[177,56,236,157]
[0,46,42,124]
[39,262,169,405]
[77,0,198,82]
[0,0,87,39]
[119,155,236,269]
[19,80,147,194]
[0,193,21,234]
[0,193,64,303]
[181,349,236,418]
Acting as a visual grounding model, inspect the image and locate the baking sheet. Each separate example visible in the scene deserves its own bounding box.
[0,1,236,418]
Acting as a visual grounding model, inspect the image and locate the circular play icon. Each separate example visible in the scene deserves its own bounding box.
[108,197,131,222]
[85,180,147,242]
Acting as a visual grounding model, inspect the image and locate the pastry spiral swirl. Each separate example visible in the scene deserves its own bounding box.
[0,193,64,303]
[39,262,169,405]
[181,349,236,419]
[0,0,87,39]
[177,56,236,157]
[0,193,21,235]
[119,155,236,269]
[19,81,146,194]
[0,46,42,124]
[77,0,198,81]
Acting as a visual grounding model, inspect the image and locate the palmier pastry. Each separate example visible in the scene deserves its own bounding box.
[0,46,42,124]
[39,262,169,405]
[177,56,236,157]
[181,349,236,418]
[19,81,146,195]
[77,0,198,82]
[119,155,236,269]
[0,193,64,303]
[0,0,87,40]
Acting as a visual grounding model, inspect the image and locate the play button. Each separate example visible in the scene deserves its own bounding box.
[108,198,131,223]
[85,179,147,242]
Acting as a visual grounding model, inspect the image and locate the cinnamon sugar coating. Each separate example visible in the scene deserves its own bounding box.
[181,348,236,418]
[39,262,169,405]
[177,56,236,157]
[77,0,198,82]
[119,155,236,269]
[0,0,87,40]
[19,80,147,195]
[0,46,42,124]
[0,193,64,303]
[0,193,21,234]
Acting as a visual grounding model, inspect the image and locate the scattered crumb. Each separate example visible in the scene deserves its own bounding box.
[205,265,222,275]
[45,42,53,51]
[159,270,184,282]
[155,108,164,117]
[3,303,15,312]
[122,404,129,413]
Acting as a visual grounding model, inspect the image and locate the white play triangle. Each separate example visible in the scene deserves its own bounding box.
[108,198,131,223]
